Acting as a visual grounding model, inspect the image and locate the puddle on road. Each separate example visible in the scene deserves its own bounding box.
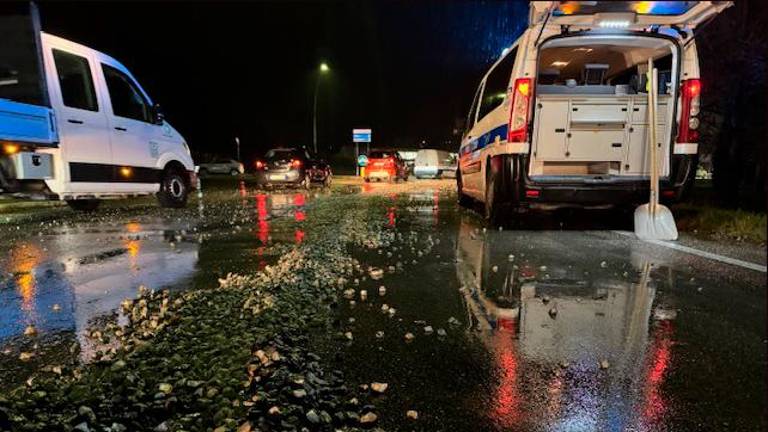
[0,185,315,389]
[314,189,764,431]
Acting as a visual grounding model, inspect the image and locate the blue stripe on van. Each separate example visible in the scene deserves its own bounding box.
[460,123,508,156]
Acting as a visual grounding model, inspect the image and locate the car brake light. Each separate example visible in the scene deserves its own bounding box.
[255,160,265,169]
[291,159,302,168]
[508,78,533,143]
[525,189,540,198]
[677,79,701,143]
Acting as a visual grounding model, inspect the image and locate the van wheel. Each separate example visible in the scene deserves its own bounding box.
[484,170,506,225]
[457,172,472,207]
[157,169,189,208]
[67,199,100,212]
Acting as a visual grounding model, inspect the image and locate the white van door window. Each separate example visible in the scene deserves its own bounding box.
[50,47,112,173]
[477,47,517,121]
[52,49,98,112]
[101,62,158,173]
[102,64,152,123]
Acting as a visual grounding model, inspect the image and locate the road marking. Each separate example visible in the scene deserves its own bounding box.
[613,231,767,273]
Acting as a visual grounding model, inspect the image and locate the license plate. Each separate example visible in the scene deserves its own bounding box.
[269,174,288,181]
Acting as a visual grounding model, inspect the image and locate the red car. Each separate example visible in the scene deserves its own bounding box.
[364,149,408,183]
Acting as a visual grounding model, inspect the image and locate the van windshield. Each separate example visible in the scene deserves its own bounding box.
[0,4,47,106]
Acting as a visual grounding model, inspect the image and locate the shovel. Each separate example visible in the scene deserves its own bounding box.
[634,58,678,240]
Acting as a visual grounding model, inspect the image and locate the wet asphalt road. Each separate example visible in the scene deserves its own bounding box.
[0,177,765,431]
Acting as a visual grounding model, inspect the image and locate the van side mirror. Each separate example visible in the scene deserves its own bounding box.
[152,103,165,125]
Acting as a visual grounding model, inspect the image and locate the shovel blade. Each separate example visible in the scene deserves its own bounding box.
[634,204,679,240]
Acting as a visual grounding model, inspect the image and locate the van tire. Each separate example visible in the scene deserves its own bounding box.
[456,172,472,207]
[157,168,189,208]
[67,199,100,212]
[484,167,506,226]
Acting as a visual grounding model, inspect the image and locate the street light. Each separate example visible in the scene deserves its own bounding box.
[313,62,330,154]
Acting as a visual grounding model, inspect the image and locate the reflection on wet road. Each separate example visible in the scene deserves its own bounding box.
[317,186,765,431]
[0,185,314,388]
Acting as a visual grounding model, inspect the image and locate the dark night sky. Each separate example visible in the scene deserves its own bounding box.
[37,1,527,161]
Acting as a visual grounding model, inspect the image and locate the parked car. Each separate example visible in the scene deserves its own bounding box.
[458,1,731,223]
[253,148,313,189]
[307,158,332,187]
[0,4,195,211]
[364,149,408,182]
[197,159,244,177]
[414,149,457,179]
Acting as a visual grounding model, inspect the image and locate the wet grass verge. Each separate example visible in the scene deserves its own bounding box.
[673,203,767,245]
[0,192,407,431]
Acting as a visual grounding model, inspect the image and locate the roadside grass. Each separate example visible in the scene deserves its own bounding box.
[674,203,767,245]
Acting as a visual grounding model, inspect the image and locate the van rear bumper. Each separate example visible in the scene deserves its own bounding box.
[499,154,696,208]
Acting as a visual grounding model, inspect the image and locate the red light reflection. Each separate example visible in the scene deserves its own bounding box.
[256,193,269,244]
[491,322,520,427]
[640,320,674,423]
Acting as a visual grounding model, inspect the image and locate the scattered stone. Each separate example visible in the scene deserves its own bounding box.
[539,265,548,271]
[404,332,415,342]
[360,412,378,424]
[492,265,498,273]
[158,383,173,394]
[369,268,384,280]
[306,409,320,424]
[24,325,37,337]
[19,351,34,362]
[345,331,354,341]
[360,290,368,301]
[73,422,90,432]
[375,331,384,339]
[559,361,570,369]
[381,304,389,312]
[371,382,388,393]
[548,307,558,319]
[378,285,386,296]
[388,307,396,317]
[600,359,610,370]
[343,289,356,299]
[424,326,434,335]
[447,316,461,326]
[600,261,608,268]
[153,422,169,432]
[653,308,678,321]
[406,410,419,420]
[237,421,252,432]
[542,295,551,304]
[508,254,515,261]
[436,328,447,337]
[52,303,62,312]
[292,389,307,398]
[268,406,281,415]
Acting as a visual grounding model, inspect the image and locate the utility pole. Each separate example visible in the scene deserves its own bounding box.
[235,136,240,161]
[313,62,330,155]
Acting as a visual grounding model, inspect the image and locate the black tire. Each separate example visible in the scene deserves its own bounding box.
[157,169,189,208]
[457,172,472,207]
[66,199,100,212]
[484,164,506,226]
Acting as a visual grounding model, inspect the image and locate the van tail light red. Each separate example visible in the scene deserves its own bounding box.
[677,79,701,143]
[255,160,265,169]
[525,189,540,198]
[291,159,302,168]
[508,78,533,143]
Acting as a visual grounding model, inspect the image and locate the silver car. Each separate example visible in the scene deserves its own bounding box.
[197,159,244,177]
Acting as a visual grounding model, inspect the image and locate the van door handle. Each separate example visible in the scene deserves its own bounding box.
[67,119,84,124]
[555,128,565,133]
[114,126,127,131]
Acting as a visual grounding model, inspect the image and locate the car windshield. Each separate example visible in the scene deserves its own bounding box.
[265,149,301,161]
[369,150,395,159]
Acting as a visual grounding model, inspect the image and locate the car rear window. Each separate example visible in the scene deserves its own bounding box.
[369,151,394,159]
[265,149,300,161]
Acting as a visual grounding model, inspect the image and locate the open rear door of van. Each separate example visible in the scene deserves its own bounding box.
[0,2,58,146]
[530,1,733,31]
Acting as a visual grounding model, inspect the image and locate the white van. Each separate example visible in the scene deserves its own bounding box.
[413,149,457,179]
[457,1,731,223]
[0,4,195,210]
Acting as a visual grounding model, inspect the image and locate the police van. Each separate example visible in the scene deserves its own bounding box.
[0,4,195,210]
[457,1,731,223]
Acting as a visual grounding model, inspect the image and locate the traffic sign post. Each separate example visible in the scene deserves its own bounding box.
[353,128,371,176]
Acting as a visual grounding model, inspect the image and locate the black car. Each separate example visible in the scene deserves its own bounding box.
[254,148,330,189]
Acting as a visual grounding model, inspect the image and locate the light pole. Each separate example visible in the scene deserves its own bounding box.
[313,62,330,154]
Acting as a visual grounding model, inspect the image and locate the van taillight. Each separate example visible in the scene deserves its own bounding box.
[677,79,701,143]
[508,78,533,143]
[291,159,302,168]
